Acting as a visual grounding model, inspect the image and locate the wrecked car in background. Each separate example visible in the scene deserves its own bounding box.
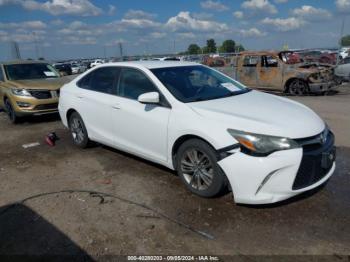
[229,51,336,95]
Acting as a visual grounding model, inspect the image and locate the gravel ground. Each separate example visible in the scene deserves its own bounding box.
[0,83,349,259]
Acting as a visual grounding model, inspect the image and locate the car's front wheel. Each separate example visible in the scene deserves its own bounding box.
[288,79,309,96]
[68,112,90,148]
[176,139,228,198]
[5,98,19,124]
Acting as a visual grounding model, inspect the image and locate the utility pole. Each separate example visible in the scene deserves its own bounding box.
[118,42,123,60]
[32,32,40,59]
[10,41,21,60]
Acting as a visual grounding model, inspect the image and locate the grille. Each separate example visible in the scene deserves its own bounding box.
[292,131,335,190]
[29,90,52,99]
[34,103,58,111]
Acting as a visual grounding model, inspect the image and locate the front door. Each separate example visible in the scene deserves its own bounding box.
[110,67,171,163]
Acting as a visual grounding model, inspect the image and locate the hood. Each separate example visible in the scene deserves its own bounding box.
[7,77,68,90]
[189,91,325,139]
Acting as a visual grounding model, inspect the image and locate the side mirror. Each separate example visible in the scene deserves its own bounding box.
[138,92,160,104]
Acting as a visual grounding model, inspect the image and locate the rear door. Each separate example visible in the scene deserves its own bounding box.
[109,67,171,163]
[258,55,283,89]
[237,55,259,87]
[75,67,120,146]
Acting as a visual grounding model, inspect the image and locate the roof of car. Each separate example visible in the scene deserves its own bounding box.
[106,61,199,69]
[1,60,50,65]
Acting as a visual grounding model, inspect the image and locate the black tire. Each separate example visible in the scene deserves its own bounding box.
[176,139,228,198]
[68,112,90,148]
[288,79,309,96]
[4,98,19,124]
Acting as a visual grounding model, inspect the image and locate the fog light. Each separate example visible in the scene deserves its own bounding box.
[16,101,31,108]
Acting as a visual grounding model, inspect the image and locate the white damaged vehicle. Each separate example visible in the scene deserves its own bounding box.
[58,61,336,204]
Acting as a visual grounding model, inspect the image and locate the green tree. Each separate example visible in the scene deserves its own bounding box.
[205,39,217,53]
[341,35,350,46]
[219,39,236,53]
[236,44,245,52]
[187,44,201,54]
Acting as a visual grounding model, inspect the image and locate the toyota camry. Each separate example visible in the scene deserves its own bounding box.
[58,61,336,204]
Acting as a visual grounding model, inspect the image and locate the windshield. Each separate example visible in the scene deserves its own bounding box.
[4,63,60,80]
[151,65,249,103]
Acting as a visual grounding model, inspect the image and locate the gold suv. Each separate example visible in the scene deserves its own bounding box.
[0,60,67,123]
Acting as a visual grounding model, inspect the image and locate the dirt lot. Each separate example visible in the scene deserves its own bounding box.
[0,84,349,259]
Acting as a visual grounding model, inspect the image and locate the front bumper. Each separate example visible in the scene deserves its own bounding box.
[309,81,335,93]
[9,95,59,116]
[218,134,336,205]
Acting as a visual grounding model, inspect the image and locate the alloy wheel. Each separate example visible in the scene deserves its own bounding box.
[289,80,307,96]
[180,149,214,191]
[70,117,85,144]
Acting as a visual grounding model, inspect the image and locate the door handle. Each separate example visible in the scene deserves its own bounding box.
[111,104,121,110]
[76,94,84,99]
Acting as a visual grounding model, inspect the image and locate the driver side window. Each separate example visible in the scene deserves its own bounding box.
[118,68,157,100]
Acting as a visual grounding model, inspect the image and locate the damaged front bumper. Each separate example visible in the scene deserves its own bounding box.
[218,140,336,205]
[309,81,335,93]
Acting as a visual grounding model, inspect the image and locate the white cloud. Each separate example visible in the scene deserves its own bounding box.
[200,0,229,11]
[233,11,244,19]
[21,0,102,16]
[291,5,332,21]
[51,19,64,26]
[336,0,350,13]
[124,10,157,20]
[118,19,161,29]
[240,27,266,37]
[242,0,277,14]
[192,12,213,19]
[166,11,228,32]
[261,17,305,32]
[176,32,196,39]
[63,35,96,45]
[108,4,116,15]
[0,20,47,30]
[150,32,166,39]
[0,0,19,5]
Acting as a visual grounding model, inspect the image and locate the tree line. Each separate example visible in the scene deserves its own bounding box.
[182,39,245,55]
[341,35,350,47]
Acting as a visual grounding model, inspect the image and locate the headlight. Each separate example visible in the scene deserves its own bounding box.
[228,129,300,155]
[11,88,32,97]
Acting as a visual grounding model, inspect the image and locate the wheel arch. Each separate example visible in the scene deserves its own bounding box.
[284,77,308,92]
[66,108,78,126]
[171,134,218,169]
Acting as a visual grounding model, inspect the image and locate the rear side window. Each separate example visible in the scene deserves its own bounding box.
[77,67,119,94]
[118,68,157,100]
[243,56,259,67]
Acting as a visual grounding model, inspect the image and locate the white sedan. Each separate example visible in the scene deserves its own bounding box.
[58,61,336,205]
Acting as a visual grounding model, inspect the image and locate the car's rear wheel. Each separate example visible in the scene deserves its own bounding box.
[68,112,90,148]
[176,139,228,198]
[288,79,308,96]
[5,99,19,124]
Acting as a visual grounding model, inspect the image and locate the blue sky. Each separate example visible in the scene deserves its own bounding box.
[0,0,350,60]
